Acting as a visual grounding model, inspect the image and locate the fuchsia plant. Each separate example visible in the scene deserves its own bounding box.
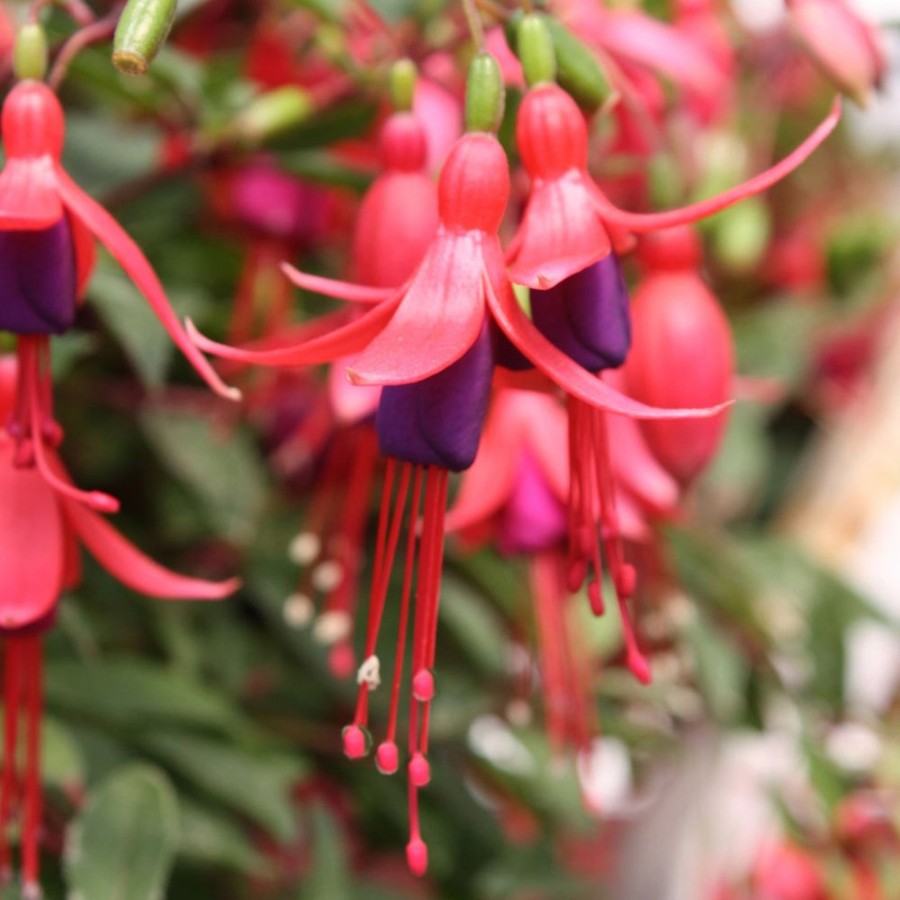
[0,0,866,888]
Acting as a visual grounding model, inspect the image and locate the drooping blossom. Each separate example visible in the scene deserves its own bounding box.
[446,388,677,752]
[506,80,840,291]
[275,106,438,679]
[0,354,237,892]
[786,0,887,107]
[188,80,728,876]
[623,226,734,485]
[0,79,238,400]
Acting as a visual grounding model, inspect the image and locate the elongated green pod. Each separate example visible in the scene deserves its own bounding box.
[507,12,612,111]
[113,0,178,76]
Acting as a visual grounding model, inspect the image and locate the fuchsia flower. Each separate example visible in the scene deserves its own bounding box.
[0,353,236,891]
[787,0,887,107]
[506,81,840,291]
[623,226,734,485]
[0,79,238,400]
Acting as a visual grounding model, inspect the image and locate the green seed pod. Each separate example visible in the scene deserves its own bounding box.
[543,16,612,112]
[390,59,417,113]
[235,87,314,144]
[113,0,178,76]
[14,23,48,82]
[465,52,505,134]
[517,14,556,88]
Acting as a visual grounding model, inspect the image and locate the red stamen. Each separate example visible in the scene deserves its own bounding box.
[0,640,22,881]
[377,468,423,775]
[21,636,42,891]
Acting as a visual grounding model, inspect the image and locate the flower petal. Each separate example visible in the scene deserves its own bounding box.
[0,448,65,629]
[62,498,239,600]
[186,300,399,367]
[444,401,521,534]
[485,273,732,420]
[348,231,488,386]
[55,168,241,401]
[0,157,62,230]
[507,172,612,290]
[591,98,841,234]
[281,262,399,303]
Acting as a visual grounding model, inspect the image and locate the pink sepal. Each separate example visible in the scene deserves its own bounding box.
[55,168,241,401]
[62,496,239,600]
[485,274,732,421]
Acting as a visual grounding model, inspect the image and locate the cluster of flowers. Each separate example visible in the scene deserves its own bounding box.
[0,0,887,890]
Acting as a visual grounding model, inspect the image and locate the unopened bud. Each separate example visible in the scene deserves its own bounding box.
[543,16,612,112]
[465,52,505,133]
[517,14,556,88]
[14,24,48,82]
[235,87,313,145]
[788,0,887,107]
[390,58,417,112]
[113,0,177,76]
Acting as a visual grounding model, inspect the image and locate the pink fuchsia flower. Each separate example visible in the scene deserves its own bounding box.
[623,226,734,485]
[506,81,840,291]
[0,79,238,400]
[787,0,887,107]
[750,843,828,900]
[190,118,722,877]
[0,354,237,892]
[446,388,658,695]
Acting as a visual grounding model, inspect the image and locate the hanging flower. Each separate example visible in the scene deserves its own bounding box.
[623,226,734,485]
[0,79,238,399]
[187,70,731,878]
[506,81,840,290]
[0,354,237,892]
[786,0,887,107]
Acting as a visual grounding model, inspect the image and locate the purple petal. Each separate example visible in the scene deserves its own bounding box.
[0,218,76,335]
[497,450,567,555]
[376,323,493,472]
[530,255,631,372]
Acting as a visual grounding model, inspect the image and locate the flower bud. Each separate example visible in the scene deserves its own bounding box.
[625,229,734,484]
[14,24,48,82]
[390,58,417,113]
[233,87,313,145]
[543,16,612,112]
[517,14,556,87]
[113,0,177,76]
[465,53,505,134]
[787,0,887,107]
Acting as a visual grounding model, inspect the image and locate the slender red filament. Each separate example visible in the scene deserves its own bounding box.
[342,460,449,876]
[1,635,44,890]
[567,398,650,684]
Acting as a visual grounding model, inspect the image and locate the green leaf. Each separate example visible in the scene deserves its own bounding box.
[177,798,265,874]
[45,658,255,738]
[142,731,304,841]
[88,263,176,389]
[65,764,180,900]
[141,406,268,543]
[299,806,352,900]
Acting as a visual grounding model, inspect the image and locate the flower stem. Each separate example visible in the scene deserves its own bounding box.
[461,0,485,50]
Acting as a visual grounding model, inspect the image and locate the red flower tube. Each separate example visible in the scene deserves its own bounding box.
[0,80,238,400]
